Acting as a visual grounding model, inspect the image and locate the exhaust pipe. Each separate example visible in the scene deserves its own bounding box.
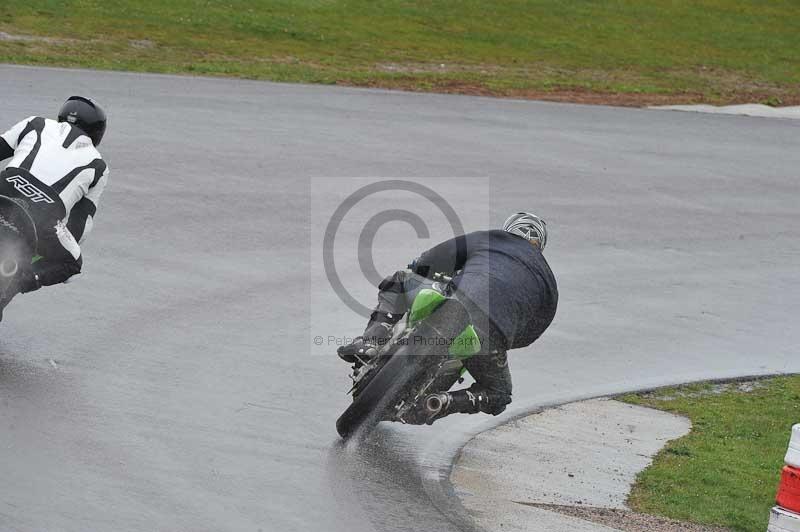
[425,393,450,415]
[0,258,18,278]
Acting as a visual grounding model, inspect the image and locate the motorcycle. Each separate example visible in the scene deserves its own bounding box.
[336,274,482,439]
[0,195,38,318]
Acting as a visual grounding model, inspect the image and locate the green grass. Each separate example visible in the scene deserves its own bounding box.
[619,376,800,532]
[1,1,799,104]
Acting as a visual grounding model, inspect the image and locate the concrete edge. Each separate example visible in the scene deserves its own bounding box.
[449,398,692,531]
[770,507,800,532]
[435,373,795,532]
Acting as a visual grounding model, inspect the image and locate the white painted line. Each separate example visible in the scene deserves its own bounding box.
[650,104,800,120]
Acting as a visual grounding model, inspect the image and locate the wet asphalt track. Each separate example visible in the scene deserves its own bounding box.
[0,64,799,532]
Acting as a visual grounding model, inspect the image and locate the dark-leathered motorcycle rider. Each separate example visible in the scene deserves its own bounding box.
[0,96,108,306]
[338,212,558,424]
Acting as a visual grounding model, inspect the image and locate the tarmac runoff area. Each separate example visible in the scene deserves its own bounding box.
[2,65,800,532]
[448,398,732,532]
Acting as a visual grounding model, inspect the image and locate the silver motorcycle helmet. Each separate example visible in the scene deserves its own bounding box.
[502,212,547,250]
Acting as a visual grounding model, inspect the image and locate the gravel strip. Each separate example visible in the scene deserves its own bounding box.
[519,503,730,532]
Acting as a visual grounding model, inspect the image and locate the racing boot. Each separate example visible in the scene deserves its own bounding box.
[337,312,401,364]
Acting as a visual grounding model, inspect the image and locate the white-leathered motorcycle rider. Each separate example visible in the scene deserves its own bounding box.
[0,96,108,302]
[338,212,559,423]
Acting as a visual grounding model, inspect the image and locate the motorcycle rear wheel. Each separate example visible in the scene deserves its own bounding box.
[336,344,435,439]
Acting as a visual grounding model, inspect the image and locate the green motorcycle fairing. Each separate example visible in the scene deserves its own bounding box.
[449,324,481,359]
[407,288,446,327]
[406,288,482,360]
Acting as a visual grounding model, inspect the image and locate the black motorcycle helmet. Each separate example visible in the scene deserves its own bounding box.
[57,96,107,147]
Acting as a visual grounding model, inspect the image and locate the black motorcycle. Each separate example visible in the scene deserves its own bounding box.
[336,277,482,439]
